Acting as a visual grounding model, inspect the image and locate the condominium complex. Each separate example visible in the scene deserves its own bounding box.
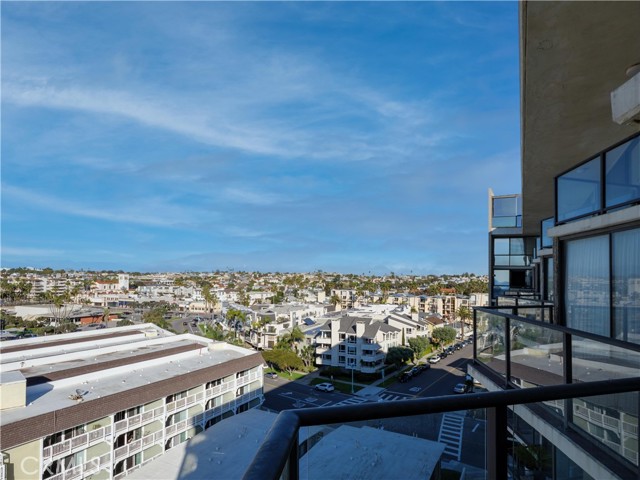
[474,2,640,478]
[0,324,264,480]
[314,316,401,373]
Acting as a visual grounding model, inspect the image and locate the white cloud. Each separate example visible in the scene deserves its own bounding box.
[2,183,206,228]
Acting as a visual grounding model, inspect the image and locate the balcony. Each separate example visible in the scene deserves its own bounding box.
[43,424,113,462]
[46,452,111,480]
[242,306,640,480]
[556,132,639,224]
[114,406,164,434]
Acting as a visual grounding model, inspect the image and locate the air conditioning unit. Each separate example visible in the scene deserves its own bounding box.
[611,70,640,126]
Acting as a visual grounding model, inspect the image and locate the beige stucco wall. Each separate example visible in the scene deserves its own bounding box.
[4,440,41,480]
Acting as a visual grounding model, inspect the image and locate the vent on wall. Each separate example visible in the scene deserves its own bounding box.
[611,65,640,126]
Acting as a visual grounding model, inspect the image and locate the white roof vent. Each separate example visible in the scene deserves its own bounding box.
[611,66,640,126]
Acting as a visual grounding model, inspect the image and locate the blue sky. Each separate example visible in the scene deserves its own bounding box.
[1,2,521,275]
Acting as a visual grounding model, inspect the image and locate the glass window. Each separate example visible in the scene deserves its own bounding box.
[612,228,640,345]
[493,196,519,217]
[544,257,554,302]
[557,157,601,222]
[564,235,610,336]
[605,136,640,208]
[541,217,554,249]
[494,238,509,255]
[510,238,525,255]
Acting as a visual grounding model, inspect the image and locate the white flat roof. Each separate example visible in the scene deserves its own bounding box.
[0,326,258,426]
[300,425,446,480]
[127,409,278,480]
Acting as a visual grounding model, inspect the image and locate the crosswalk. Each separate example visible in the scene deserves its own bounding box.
[378,392,413,402]
[438,412,465,461]
[331,396,369,407]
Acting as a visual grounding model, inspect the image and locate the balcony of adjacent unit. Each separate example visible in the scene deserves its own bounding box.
[489,192,522,230]
[555,132,639,225]
[473,305,640,469]
[243,303,640,480]
[42,422,113,464]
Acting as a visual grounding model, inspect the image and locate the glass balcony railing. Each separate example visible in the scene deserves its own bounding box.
[243,305,640,480]
[474,306,640,470]
[491,195,522,228]
[556,132,640,224]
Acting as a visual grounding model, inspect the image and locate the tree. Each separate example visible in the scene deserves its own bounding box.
[299,345,316,369]
[46,292,80,327]
[262,349,304,376]
[408,336,430,358]
[457,305,472,339]
[385,346,414,367]
[431,326,457,348]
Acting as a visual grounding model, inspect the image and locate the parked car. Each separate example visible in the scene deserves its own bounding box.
[314,382,335,392]
[399,372,412,383]
[428,355,441,364]
[454,343,463,350]
[453,383,469,394]
[409,366,423,376]
[265,372,278,379]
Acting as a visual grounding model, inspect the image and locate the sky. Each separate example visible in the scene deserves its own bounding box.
[1,1,521,275]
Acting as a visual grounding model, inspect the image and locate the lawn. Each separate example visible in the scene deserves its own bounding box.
[265,369,307,381]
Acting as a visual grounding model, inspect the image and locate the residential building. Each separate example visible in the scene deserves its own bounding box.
[471,2,640,478]
[0,324,264,480]
[314,316,400,373]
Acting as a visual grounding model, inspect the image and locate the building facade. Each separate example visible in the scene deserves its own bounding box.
[472,2,640,478]
[0,324,264,480]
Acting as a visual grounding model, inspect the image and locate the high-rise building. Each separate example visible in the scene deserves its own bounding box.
[476,2,640,478]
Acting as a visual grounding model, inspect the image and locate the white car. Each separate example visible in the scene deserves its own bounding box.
[428,355,441,364]
[314,382,335,392]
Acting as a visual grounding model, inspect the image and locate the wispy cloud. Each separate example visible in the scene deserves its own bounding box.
[2,246,65,257]
[2,183,206,228]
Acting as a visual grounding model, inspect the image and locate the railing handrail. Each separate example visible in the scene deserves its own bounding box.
[243,377,640,480]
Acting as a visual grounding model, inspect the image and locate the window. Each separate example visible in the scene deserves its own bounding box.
[338,344,345,352]
[612,228,640,344]
[347,346,356,355]
[564,235,610,336]
[541,217,554,249]
[338,355,345,364]
[605,136,640,208]
[544,257,554,302]
[557,157,601,222]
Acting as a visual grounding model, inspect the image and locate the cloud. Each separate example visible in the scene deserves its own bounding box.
[1,246,65,257]
[2,183,206,228]
[222,187,287,206]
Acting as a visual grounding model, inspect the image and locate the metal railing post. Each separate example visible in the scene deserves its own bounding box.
[287,430,299,480]
[486,404,508,480]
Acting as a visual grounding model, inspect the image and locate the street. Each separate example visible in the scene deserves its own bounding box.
[262,342,486,470]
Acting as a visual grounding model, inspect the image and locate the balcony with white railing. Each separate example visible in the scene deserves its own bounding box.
[46,452,111,480]
[113,431,164,462]
[0,463,5,480]
[114,406,165,434]
[42,425,113,462]
[166,391,205,413]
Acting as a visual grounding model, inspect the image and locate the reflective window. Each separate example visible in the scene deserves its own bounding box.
[494,238,509,255]
[544,257,554,302]
[564,235,610,336]
[557,157,601,222]
[613,228,640,345]
[541,217,554,249]
[605,136,640,208]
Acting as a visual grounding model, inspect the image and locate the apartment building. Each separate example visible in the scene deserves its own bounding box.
[0,324,264,480]
[471,2,640,478]
[314,316,400,373]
